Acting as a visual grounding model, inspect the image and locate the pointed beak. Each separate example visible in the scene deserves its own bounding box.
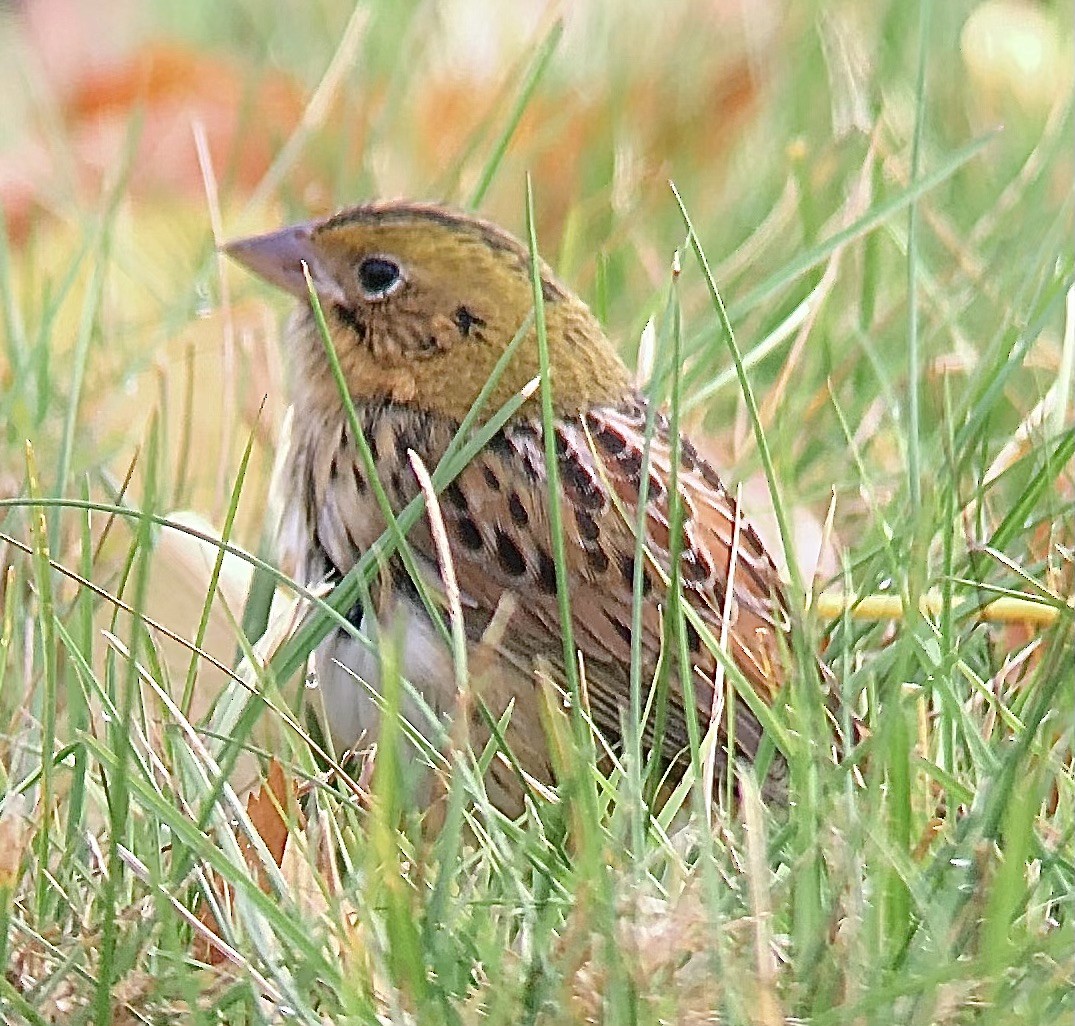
[222,222,342,303]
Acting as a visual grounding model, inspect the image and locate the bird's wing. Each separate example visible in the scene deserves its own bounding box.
[415,398,796,766]
[303,396,803,768]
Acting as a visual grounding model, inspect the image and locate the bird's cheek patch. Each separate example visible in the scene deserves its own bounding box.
[452,305,486,338]
[389,372,418,402]
[413,313,459,358]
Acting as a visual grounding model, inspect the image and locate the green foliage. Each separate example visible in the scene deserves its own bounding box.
[0,0,1070,1022]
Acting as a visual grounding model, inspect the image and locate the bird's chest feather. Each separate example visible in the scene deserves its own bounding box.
[289,402,455,585]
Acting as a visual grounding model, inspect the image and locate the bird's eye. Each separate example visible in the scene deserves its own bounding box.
[357,256,403,299]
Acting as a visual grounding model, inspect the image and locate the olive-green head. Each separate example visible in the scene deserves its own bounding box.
[224,201,630,421]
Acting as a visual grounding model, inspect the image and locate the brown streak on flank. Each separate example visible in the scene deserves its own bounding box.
[536,549,558,594]
[587,547,610,573]
[444,480,469,512]
[507,492,530,527]
[456,515,484,551]
[303,465,318,525]
[682,547,712,583]
[593,425,627,455]
[678,437,699,473]
[487,431,517,460]
[619,450,643,482]
[604,610,632,646]
[559,433,605,510]
[393,425,413,464]
[574,508,600,542]
[685,618,702,653]
[494,529,527,577]
[619,554,652,596]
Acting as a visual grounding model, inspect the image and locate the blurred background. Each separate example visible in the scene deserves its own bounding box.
[0,6,1070,1018]
[0,0,1070,708]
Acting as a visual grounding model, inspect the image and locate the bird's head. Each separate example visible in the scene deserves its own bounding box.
[224,202,630,422]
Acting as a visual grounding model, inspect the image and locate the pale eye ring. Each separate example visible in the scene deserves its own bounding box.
[357,255,404,300]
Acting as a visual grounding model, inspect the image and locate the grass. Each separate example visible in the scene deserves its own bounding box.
[0,0,1071,1022]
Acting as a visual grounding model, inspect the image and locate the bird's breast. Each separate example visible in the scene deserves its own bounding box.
[285,401,456,581]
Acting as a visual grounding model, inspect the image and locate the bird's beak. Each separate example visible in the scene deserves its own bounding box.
[222,222,344,305]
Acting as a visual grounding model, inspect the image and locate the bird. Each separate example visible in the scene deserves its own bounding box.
[224,201,831,813]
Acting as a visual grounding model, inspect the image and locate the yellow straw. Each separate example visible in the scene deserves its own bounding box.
[813,590,1069,627]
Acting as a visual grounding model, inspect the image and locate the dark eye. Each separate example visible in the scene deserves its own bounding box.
[357,256,403,298]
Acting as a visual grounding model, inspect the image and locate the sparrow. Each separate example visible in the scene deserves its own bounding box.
[225,201,828,812]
